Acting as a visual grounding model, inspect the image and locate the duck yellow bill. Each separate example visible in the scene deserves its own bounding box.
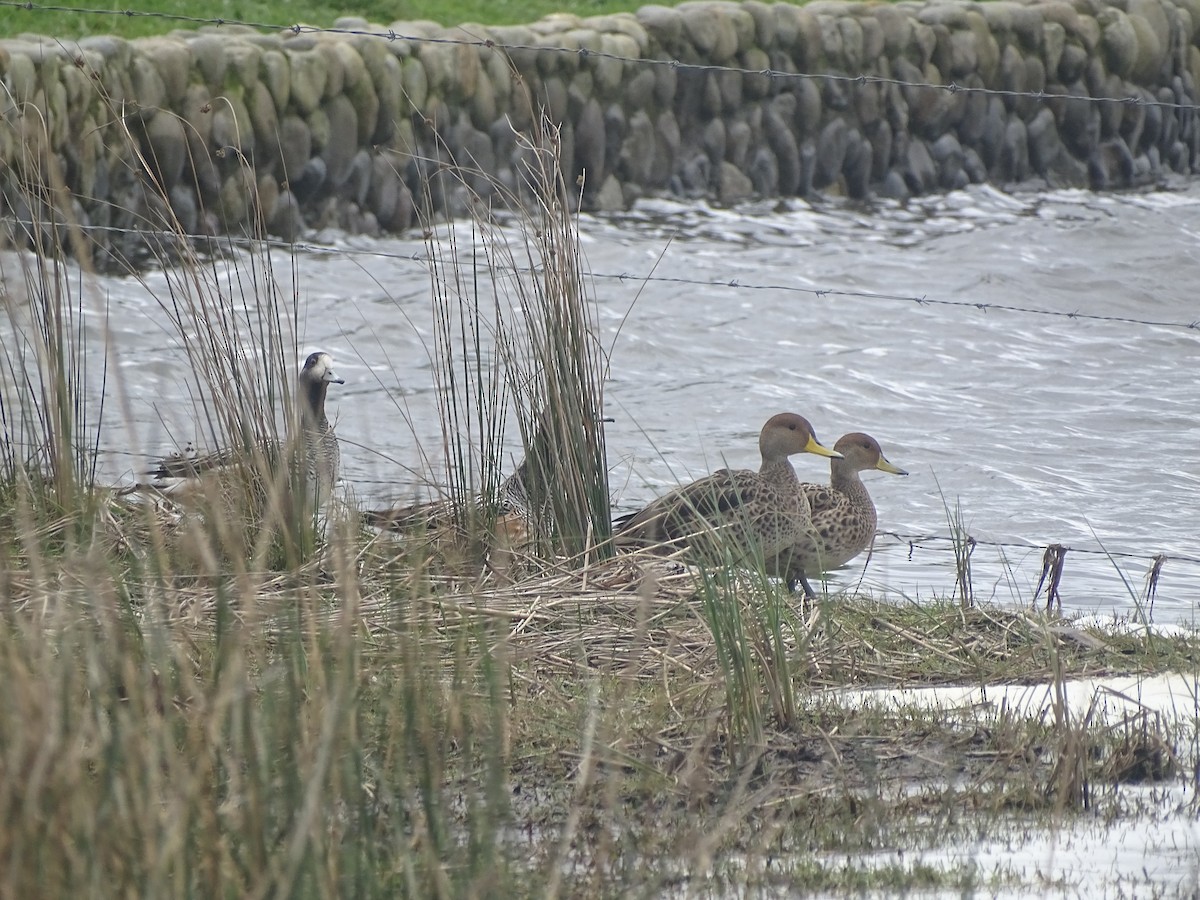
[804,435,843,459]
[876,456,908,476]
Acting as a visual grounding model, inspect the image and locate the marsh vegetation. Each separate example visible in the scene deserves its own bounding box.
[1,109,1197,898]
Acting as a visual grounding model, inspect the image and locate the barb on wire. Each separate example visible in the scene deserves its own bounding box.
[1143,552,1167,616]
[1033,543,1069,612]
[2,0,1200,115]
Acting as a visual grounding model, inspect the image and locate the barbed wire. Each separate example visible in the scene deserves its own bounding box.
[3,0,1200,115]
[877,530,1200,567]
[90,448,1197,567]
[93,443,1197,568]
[20,217,1198,333]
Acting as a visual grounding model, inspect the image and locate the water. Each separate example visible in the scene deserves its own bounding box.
[4,182,1198,622]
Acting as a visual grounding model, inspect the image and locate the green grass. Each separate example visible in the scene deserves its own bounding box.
[0,0,697,40]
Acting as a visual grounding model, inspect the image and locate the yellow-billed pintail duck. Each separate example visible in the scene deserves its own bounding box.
[788,432,907,582]
[613,412,842,597]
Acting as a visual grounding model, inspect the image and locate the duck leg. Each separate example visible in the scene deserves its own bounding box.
[786,571,818,600]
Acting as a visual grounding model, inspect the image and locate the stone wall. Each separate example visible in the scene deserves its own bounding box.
[2,0,1198,255]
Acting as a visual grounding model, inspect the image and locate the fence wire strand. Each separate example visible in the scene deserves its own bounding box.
[17,218,1196,333]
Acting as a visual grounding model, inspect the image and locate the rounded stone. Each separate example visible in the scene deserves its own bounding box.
[618,109,655,184]
[1058,43,1089,83]
[575,97,607,189]
[1054,82,1101,158]
[289,50,327,116]
[681,5,739,63]
[597,34,636,94]
[726,119,752,170]
[998,117,1030,182]
[794,77,823,134]
[315,43,344,100]
[673,153,710,195]
[225,43,262,90]
[717,67,743,111]
[947,28,980,78]
[168,184,199,235]
[140,38,191,107]
[843,133,871,197]
[211,92,254,156]
[1016,56,1047,121]
[218,162,255,227]
[637,4,684,46]
[1120,88,1148,150]
[702,117,727,163]
[904,137,937,192]
[860,16,885,65]
[742,0,777,47]
[246,80,279,160]
[142,111,187,190]
[316,95,359,188]
[855,81,882,125]
[817,15,845,67]
[654,64,677,106]
[6,51,38,104]
[766,99,801,193]
[873,5,913,58]
[344,73,379,146]
[187,133,220,203]
[1042,22,1066,77]
[957,87,989,146]
[275,114,311,184]
[1097,73,1128,137]
[266,189,305,240]
[260,49,291,110]
[188,35,227,88]
[600,103,628,163]
[334,42,367,90]
[1088,137,1134,188]
[815,117,849,187]
[1167,139,1188,171]
[838,17,865,70]
[716,160,753,204]
[291,155,327,203]
[963,146,988,182]
[1141,92,1164,147]
[879,168,909,198]
[652,112,680,184]
[339,149,372,205]
[1100,9,1139,79]
[740,47,772,100]
[255,172,279,223]
[867,120,892,180]
[978,95,1007,168]
[1128,0,1171,79]
[748,146,778,195]
[359,40,402,140]
[1027,106,1062,173]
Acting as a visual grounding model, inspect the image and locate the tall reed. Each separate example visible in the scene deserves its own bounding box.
[417,111,611,562]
